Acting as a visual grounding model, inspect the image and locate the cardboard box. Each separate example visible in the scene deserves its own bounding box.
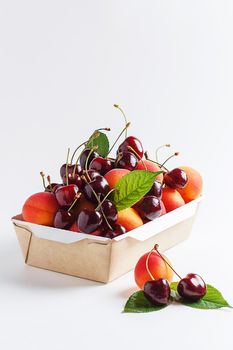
[12,197,202,283]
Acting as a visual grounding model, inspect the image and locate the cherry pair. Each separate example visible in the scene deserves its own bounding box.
[143,245,207,306]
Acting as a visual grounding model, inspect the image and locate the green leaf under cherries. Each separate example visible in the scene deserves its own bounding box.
[170,282,231,310]
[86,131,109,158]
[113,170,163,211]
[124,290,168,313]
[123,284,231,313]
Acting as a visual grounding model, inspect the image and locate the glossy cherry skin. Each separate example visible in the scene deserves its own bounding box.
[116,151,138,171]
[54,209,75,229]
[147,180,163,198]
[103,224,126,239]
[118,136,144,159]
[144,279,171,306]
[60,164,82,179]
[62,173,82,188]
[77,209,103,234]
[83,177,110,203]
[164,168,188,189]
[79,149,99,169]
[45,183,62,193]
[98,200,117,224]
[89,157,114,176]
[137,196,162,220]
[177,273,207,301]
[81,170,102,182]
[55,184,79,207]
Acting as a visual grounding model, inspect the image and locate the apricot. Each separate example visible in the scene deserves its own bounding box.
[161,187,185,213]
[136,160,163,182]
[104,168,130,189]
[22,192,59,226]
[134,250,174,289]
[177,166,203,203]
[116,207,143,232]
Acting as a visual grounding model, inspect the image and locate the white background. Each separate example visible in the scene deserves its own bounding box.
[1,1,233,349]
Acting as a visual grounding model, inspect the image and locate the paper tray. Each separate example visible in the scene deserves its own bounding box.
[12,197,202,283]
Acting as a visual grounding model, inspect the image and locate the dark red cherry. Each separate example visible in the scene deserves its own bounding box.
[62,173,82,188]
[144,279,171,306]
[177,273,207,301]
[77,209,103,234]
[164,168,188,189]
[55,184,79,207]
[83,177,110,203]
[137,196,162,220]
[118,136,144,159]
[116,151,138,171]
[81,169,102,182]
[45,183,62,193]
[79,149,99,169]
[103,224,126,239]
[147,180,163,198]
[89,157,114,176]
[98,200,117,224]
[54,209,75,229]
[60,164,82,179]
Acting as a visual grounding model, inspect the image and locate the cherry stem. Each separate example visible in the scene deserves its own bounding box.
[96,127,111,131]
[160,152,179,168]
[145,248,156,281]
[81,176,113,230]
[40,171,46,190]
[85,146,98,182]
[95,189,116,211]
[127,145,148,170]
[114,152,123,167]
[65,148,70,186]
[145,156,169,172]
[154,244,182,280]
[155,144,171,163]
[70,141,87,165]
[47,175,53,192]
[107,122,130,156]
[114,104,128,138]
[68,193,81,212]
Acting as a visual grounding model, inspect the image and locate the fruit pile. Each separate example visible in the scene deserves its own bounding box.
[21,105,203,239]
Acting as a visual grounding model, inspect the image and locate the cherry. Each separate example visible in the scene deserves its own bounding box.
[77,208,103,234]
[147,180,163,198]
[60,163,82,179]
[97,200,117,224]
[103,224,126,239]
[62,173,82,188]
[83,177,110,203]
[164,168,188,189]
[144,279,171,306]
[115,151,138,171]
[81,169,102,181]
[45,183,62,193]
[137,196,162,221]
[55,184,79,207]
[177,273,207,301]
[89,157,114,176]
[54,209,74,229]
[153,245,207,302]
[118,136,144,159]
[79,149,99,169]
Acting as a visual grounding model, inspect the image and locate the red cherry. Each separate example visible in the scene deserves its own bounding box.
[177,273,207,301]
[79,149,99,169]
[137,196,162,221]
[144,279,171,306]
[115,151,138,170]
[77,208,103,234]
[55,184,79,207]
[89,157,114,176]
[54,209,75,229]
[164,168,188,189]
[118,136,144,159]
[103,224,126,239]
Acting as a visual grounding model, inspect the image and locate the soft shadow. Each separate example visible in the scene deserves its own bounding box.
[118,286,138,299]
[0,241,101,289]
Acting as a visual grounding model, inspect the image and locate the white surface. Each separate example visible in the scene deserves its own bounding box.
[0,1,233,349]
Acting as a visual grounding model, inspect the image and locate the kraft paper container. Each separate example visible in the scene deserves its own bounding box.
[12,197,202,283]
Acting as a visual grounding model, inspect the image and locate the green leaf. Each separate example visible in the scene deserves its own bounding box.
[123,291,168,313]
[170,282,231,309]
[86,131,109,158]
[113,170,163,211]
